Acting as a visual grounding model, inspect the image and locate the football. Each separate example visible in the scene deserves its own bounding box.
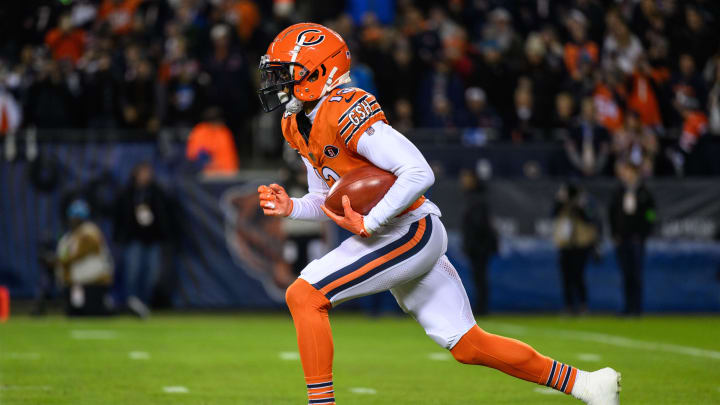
[324,166,396,216]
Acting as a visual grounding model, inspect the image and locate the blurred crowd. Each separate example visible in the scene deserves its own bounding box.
[1,0,720,175]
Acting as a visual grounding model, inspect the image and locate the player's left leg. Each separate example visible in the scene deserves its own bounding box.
[391,218,620,404]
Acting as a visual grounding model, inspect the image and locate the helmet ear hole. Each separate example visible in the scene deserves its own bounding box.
[307,70,320,82]
[320,64,327,76]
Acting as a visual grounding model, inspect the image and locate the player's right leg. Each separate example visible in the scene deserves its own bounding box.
[392,254,621,404]
[285,215,443,405]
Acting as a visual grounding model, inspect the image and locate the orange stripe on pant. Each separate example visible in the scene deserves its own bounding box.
[319,217,427,295]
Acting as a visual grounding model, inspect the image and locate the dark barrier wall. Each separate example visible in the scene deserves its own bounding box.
[1,141,719,311]
[433,179,720,312]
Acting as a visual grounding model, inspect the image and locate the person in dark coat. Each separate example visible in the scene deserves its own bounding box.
[114,163,172,317]
[552,182,600,314]
[564,97,611,177]
[608,161,656,315]
[460,170,498,315]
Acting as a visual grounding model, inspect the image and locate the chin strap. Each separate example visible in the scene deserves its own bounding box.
[321,69,351,98]
[285,95,303,114]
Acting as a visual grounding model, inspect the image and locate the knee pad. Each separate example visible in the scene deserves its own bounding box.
[285,278,331,314]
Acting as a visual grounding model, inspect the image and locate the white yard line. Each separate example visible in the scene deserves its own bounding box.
[129,351,150,360]
[278,351,300,360]
[483,322,720,360]
[550,329,720,360]
[427,352,452,361]
[533,387,562,395]
[70,330,117,340]
[163,386,189,394]
[349,387,377,395]
[577,353,602,362]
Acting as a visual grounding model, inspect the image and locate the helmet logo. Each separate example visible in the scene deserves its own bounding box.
[297,29,325,46]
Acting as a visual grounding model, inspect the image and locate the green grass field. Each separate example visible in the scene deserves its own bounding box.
[1,313,719,404]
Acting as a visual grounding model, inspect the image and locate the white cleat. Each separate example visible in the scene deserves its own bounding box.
[582,367,621,405]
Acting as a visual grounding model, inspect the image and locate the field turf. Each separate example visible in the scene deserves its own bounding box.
[1,313,719,404]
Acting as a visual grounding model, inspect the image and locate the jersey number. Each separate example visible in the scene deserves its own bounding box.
[314,166,340,186]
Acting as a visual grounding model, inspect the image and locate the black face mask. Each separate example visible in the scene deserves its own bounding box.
[257,56,309,112]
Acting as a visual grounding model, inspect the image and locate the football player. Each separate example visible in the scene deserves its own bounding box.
[257,23,620,405]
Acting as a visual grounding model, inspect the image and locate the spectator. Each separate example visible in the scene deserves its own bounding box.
[630,0,664,48]
[482,8,523,64]
[574,0,606,44]
[457,87,502,145]
[592,70,625,134]
[25,60,76,129]
[673,5,717,70]
[565,97,611,177]
[392,99,414,134]
[0,84,22,136]
[564,10,599,79]
[552,182,599,315]
[460,169,497,315]
[377,43,418,112]
[608,161,656,316]
[186,107,239,175]
[56,199,115,316]
[613,111,658,178]
[225,0,260,43]
[120,58,159,130]
[668,89,709,176]
[82,52,121,128]
[602,11,644,76]
[98,0,143,36]
[114,163,172,317]
[670,54,706,126]
[44,13,86,65]
[551,92,576,136]
[417,60,464,128]
[626,58,663,131]
[707,62,720,135]
[472,41,515,125]
[0,0,718,176]
[509,78,538,141]
[204,24,254,145]
[521,32,563,130]
[165,59,206,127]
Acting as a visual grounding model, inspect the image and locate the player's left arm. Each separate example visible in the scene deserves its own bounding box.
[355,121,435,233]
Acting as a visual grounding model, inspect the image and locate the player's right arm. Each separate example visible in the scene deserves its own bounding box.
[258,157,330,221]
[288,157,330,220]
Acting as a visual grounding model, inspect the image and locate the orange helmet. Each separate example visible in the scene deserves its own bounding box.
[258,23,352,112]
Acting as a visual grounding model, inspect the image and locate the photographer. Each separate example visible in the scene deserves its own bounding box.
[552,182,600,314]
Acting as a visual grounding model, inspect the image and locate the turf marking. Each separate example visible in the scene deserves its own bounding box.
[485,322,720,360]
[0,385,51,391]
[577,353,602,362]
[278,351,300,360]
[350,387,377,395]
[427,352,452,361]
[129,351,150,360]
[533,387,562,395]
[163,386,189,394]
[4,352,41,360]
[70,330,117,340]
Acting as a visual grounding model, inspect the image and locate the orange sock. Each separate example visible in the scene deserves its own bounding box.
[286,279,336,404]
[450,325,578,394]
